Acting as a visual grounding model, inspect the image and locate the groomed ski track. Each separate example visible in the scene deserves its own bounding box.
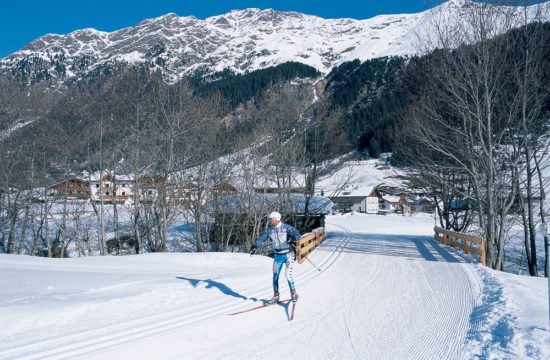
[0,216,486,360]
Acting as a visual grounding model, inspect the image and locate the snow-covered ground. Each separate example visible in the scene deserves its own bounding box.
[315,157,404,198]
[1,213,548,359]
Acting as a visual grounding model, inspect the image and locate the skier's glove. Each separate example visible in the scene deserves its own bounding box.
[249,245,257,255]
[288,241,296,252]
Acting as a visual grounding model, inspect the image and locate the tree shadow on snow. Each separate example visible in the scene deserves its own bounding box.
[175,276,259,301]
[326,232,462,263]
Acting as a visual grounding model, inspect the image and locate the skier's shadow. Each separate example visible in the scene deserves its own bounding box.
[176,276,259,301]
[283,301,293,321]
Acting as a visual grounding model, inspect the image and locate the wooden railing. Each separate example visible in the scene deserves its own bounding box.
[295,227,325,264]
[433,227,486,266]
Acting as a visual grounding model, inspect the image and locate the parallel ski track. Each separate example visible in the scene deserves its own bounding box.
[2,227,479,360]
[303,232,384,360]
[279,231,478,360]
[0,228,354,360]
[345,236,476,360]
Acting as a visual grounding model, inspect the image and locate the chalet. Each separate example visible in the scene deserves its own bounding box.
[90,174,133,204]
[331,185,422,215]
[213,182,238,196]
[210,193,332,246]
[380,195,404,213]
[362,187,384,214]
[179,181,203,202]
[414,197,436,213]
[374,188,415,214]
[136,175,165,187]
[329,185,375,213]
[50,178,91,200]
[253,187,307,194]
[330,194,368,213]
[87,174,238,205]
[133,175,165,203]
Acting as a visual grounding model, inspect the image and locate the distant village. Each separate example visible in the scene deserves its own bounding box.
[0,159,455,257]
[45,174,239,205]
[36,163,440,217]
[9,154,444,217]
[327,184,436,215]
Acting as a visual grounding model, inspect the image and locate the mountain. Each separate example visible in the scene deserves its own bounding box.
[1,9,420,85]
[2,0,547,86]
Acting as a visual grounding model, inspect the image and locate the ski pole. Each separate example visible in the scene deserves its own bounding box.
[304,254,322,272]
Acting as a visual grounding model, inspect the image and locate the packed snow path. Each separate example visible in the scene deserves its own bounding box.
[1,215,494,359]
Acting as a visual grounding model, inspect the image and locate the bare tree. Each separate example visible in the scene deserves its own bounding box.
[254,84,313,214]
[142,79,222,252]
[116,69,159,254]
[302,102,346,223]
[403,1,549,269]
[533,135,550,276]
[509,8,550,276]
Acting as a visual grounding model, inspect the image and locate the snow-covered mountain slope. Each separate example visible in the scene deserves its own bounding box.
[0,214,547,359]
[1,0,548,85]
[315,158,405,197]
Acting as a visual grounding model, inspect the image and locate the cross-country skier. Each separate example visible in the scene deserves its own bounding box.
[249,211,301,304]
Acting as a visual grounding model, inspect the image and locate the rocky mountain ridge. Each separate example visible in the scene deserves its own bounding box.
[4,0,546,85]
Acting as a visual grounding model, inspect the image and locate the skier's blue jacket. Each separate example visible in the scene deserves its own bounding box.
[253,223,301,255]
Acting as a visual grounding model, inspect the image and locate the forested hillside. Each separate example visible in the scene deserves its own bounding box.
[314,22,550,161]
[1,22,549,184]
[192,62,320,108]
[0,62,319,183]
[321,56,412,157]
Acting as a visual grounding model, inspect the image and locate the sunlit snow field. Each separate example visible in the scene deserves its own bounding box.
[1,213,548,359]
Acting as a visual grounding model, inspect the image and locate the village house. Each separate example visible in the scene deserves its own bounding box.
[413,197,436,213]
[49,178,91,200]
[210,191,332,249]
[90,174,133,204]
[329,185,427,215]
[370,187,417,214]
[379,194,405,213]
[132,175,165,204]
[46,172,241,206]
[329,184,374,214]
[213,182,239,196]
[253,186,307,194]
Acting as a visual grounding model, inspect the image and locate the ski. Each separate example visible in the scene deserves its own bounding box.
[289,301,297,321]
[229,299,291,316]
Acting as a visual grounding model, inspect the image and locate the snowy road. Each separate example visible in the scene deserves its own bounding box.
[1,214,546,359]
[147,223,480,360]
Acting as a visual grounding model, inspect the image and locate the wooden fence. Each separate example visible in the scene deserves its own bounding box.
[433,226,486,265]
[295,227,325,264]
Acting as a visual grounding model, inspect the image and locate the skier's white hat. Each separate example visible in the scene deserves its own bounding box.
[268,211,281,220]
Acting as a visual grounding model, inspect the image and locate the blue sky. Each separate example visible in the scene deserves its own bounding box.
[0,1,442,58]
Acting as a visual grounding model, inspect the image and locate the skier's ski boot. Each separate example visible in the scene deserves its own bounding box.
[267,292,280,305]
[291,290,299,302]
